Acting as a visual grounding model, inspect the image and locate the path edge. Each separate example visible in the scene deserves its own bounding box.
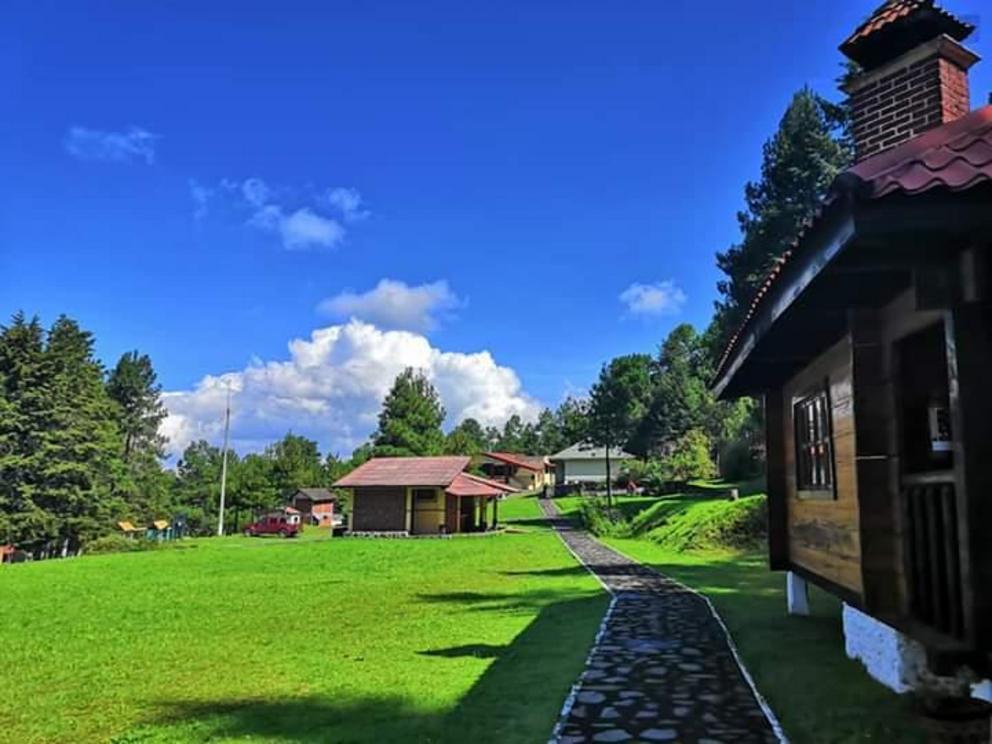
[602,538,790,744]
[542,504,617,744]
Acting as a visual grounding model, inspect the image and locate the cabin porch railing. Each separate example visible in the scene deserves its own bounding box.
[902,473,965,640]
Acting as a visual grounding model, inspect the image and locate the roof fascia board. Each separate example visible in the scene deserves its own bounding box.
[713,209,858,398]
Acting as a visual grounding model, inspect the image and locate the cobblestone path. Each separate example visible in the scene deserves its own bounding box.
[540,498,783,744]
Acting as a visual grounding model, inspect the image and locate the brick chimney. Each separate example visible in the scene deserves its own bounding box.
[840,0,980,161]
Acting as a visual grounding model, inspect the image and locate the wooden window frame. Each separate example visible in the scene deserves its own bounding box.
[793,383,837,501]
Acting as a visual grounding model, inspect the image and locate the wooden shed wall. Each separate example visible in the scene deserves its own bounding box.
[351,486,407,531]
[783,336,863,597]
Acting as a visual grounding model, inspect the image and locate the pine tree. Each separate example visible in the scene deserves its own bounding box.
[372,368,446,457]
[266,433,324,496]
[0,314,52,548]
[107,351,167,462]
[38,316,126,551]
[587,354,654,504]
[444,417,488,455]
[712,87,852,352]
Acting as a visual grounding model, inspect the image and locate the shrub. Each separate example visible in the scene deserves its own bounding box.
[661,429,716,482]
[576,498,631,538]
[85,535,160,555]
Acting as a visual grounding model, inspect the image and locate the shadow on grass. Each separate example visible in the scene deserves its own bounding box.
[418,643,505,659]
[122,594,607,744]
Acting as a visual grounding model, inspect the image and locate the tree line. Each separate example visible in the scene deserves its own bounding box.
[1,80,852,551]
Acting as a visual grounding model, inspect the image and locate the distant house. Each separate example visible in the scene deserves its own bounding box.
[476,452,553,492]
[549,443,635,486]
[291,488,337,526]
[332,456,515,535]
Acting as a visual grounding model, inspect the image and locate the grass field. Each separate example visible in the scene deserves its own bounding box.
[0,528,606,743]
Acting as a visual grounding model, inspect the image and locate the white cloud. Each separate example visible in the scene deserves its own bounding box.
[64,126,159,164]
[619,281,687,317]
[241,177,272,208]
[161,319,541,457]
[318,279,460,333]
[325,187,370,222]
[189,180,213,220]
[193,177,356,250]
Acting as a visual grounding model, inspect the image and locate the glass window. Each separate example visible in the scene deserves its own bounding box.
[794,388,834,496]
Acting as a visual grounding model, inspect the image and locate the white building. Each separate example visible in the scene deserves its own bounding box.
[549,443,635,485]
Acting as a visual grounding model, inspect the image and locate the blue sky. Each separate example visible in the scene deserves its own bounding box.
[3,1,990,456]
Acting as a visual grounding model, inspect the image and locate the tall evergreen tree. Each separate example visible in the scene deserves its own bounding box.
[0,314,51,547]
[38,316,125,550]
[372,368,446,457]
[107,351,167,462]
[712,87,852,353]
[444,417,488,455]
[586,354,654,504]
[266,433,324,496]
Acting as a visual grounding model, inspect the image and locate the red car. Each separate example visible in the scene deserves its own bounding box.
[244,509,302,538]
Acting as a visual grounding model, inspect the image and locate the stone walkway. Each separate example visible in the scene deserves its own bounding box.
[540,498,783,744]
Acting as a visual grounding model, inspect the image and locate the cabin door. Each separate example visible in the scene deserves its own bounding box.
[894,323,964,639]
[411,489,440,535]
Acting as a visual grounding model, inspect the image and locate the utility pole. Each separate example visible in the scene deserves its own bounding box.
[217,386,231,537]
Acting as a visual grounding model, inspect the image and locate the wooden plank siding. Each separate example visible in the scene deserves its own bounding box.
[782,336,864,597]
[351,486,408,532]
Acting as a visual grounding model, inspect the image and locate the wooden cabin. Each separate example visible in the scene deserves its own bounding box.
[291,487,337,526]
[332,456,515,535]
[476,452,553,492]
[712,0,992,694]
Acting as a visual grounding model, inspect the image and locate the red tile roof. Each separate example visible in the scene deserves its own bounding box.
[333,456,470,488]
[715,105,992,381]
[840,0,974,67]
[445,472,518,498]
[849,105,992,196]
[483,451,546,472]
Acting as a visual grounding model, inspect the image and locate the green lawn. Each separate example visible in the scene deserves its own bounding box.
[497,492,545,523]
[0,531,606,743]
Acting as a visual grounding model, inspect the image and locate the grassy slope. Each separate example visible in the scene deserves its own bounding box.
[558,487,924,744]
[0,530,606,744]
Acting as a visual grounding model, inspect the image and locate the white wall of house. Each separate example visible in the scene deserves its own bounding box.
[558,458,627,483]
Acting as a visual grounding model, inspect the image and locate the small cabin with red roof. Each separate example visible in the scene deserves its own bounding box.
[476,451,553,491]
[713,0,991,693]
[332,456,516,535]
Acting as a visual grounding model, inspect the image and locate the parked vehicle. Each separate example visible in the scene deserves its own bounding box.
[244,509,302,538]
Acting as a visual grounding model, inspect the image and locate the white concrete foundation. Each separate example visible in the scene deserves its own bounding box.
[842,603,928,693]
[786,571,810,616]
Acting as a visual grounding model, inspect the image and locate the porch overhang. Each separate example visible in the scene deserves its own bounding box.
[712,187,992,400]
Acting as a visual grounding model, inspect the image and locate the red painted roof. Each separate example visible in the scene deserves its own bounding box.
[333,456,471,488]
[849,105,992,196]
[716,106,992,381]
[840,0,974,68]
[445,472,518,497]
[483,451,545,472]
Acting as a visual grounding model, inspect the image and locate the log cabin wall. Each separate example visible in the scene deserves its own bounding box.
[783,336,864,598]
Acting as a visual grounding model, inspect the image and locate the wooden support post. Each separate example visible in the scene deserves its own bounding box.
[850,310,901,617]
[765,389,789,570]
[787,571,810,616]
[492,496,499,529]
[945,299,992,650]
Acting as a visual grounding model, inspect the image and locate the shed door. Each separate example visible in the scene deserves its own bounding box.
[411,489,441,535]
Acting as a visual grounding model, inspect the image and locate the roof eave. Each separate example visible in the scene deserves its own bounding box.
[712,206,858,399]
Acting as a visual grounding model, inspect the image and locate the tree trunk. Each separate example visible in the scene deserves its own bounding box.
[605,444,613,509]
